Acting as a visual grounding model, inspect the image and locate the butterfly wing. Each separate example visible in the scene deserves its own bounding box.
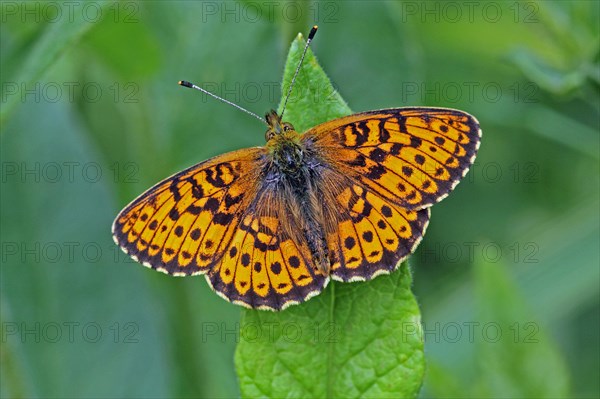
[327,183,430,282]
[301,166,431,282]
[303,107,481,210]
[113,107,481,306]
[112,148,263,275]
[301,107,480,281]
[112,147,327,310]
[205,186,328,310]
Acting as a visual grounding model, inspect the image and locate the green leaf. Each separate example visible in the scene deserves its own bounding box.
[236,264,424,398]
[276,32,352,131]
[235,33,425,399]
[508,1,600,95]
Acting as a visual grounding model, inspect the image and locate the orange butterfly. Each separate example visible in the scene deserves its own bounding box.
[112,27,481,310]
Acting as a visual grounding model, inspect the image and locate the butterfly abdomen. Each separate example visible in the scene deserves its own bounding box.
[295,172,331,275]
[264,136,332,275]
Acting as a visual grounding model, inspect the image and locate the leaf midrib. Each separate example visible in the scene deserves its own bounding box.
[326,281,336,399]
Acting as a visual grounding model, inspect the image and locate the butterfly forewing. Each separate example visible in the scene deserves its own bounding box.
[303,108,481,210]
[113,148,262,274]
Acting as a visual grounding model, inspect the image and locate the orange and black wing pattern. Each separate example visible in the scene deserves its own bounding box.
[304,108,481,210]
[303,107,480,281]
[325,182,430,282]
[112,148,327,310]
[113,107,480,309]
[205,185,328,310]
[305,166,430,283]
[112,148,263,276]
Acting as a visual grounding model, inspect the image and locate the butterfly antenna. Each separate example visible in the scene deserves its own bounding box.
[178,80,267,126]
[279,25,318,119]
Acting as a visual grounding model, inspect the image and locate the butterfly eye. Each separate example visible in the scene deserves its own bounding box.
[283,123,294,132]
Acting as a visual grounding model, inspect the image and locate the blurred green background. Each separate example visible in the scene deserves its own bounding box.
[1,1,598,398]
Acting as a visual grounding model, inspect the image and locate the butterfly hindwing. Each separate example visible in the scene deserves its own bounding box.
[207,211,328,310]
[305,167,431,282]
[303,107,481,210]
[327,183,430,281]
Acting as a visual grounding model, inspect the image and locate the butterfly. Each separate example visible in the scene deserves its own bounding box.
[112,27,481,311]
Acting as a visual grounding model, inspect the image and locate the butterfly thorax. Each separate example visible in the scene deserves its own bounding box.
[268,133,305,175]
[265,110,306,176]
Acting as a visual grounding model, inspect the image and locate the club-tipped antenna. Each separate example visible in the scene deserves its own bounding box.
[279,25,318,119]
[178,80,267,126]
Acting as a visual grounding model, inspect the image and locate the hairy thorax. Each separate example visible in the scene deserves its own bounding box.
[267,130,305,176]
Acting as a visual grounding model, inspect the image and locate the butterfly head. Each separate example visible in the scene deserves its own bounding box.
[265,109,296,141]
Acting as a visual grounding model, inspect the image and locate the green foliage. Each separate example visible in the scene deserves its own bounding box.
[424,258,570,397]
[276,32,351,130]
[0,2,111,126]
[472,258,569,397]
[509,1,599,95]
[235,35,425,398]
